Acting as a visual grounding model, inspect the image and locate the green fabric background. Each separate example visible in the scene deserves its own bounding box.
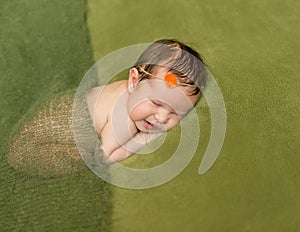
[1,0,299,231]
[0,1,110,231]
[86,0,299,231]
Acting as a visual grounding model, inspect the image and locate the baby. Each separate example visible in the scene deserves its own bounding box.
[7,39,206,177]
[86,39,206,163]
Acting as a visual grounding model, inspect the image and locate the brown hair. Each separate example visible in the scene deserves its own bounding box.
[134,39,207,95]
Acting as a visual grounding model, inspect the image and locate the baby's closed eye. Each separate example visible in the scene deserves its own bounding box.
[151,99,184,118]
[151,99,161,106]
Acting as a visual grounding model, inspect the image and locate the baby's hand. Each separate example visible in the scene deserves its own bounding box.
[102,132,165,163]
[124,132,164,153]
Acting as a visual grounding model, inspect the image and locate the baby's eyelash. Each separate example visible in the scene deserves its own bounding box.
[150,99,184,118]
[151,100,161,106]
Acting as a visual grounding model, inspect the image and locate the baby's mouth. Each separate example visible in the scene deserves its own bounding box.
[144,120,160,131]
[143,120,152,130]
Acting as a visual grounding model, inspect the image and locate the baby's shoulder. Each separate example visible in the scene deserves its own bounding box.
[89,80,129,134]
[107,80,128,92]
[89,80,127,103]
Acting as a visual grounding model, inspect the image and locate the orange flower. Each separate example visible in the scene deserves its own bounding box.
[164,73,177,88]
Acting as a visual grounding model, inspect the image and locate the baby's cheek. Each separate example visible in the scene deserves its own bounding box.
[128,103,142,119]
[128,104,147,121]
[168,117,180,129]
[128,109,138,121]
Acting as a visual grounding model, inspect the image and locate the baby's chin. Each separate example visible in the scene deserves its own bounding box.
[135,120,165,133]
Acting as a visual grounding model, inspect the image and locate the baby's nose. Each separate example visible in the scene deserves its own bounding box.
[155,108,170,123]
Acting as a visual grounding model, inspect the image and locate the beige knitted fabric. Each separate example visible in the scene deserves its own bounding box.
[8,92,88,178]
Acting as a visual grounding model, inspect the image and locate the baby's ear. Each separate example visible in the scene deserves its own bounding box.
[128,68,139,93]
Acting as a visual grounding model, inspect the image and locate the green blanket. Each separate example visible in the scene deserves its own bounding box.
[1,0,299,231]
[0,1,110,231]
[86,0,299,231]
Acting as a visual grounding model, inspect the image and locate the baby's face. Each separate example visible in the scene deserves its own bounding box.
[127,68,199,133]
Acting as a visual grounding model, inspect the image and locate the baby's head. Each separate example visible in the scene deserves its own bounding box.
[127,39,207,133]
[132,39,206,95]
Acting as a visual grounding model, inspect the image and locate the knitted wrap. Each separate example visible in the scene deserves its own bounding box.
[7,91,99,178]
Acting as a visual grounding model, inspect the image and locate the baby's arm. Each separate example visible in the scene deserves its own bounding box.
[106,132,164,163]
[99,120,140,162]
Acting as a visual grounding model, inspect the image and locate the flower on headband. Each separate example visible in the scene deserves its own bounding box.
[164,74,177,88]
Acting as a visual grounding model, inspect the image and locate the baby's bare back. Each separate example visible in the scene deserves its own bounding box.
[86,81,139,159]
